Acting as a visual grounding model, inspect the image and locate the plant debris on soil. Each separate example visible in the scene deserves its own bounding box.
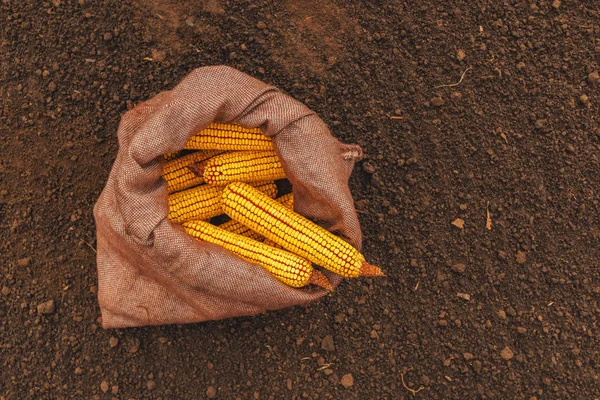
[1,0,600,399]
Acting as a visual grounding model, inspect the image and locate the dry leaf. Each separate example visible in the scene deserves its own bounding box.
[452,218,465,229]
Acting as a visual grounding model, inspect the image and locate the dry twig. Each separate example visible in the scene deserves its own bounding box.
[434,66,472,89]
[401,373,425,396]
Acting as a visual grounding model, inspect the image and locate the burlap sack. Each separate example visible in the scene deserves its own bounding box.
[93,66,364,328]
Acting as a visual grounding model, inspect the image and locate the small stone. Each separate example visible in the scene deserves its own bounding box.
[340,373,354,388]
[579,94,589,104]
[109,337,119,348]
[257,21,267,30]
[516,251,527,264]
[506,306,517,317]
[48,82,57,92]
[146,380,156,390]
[500,346,514,360]
[103,32,113,41]
[129,338,140,353]
[206,386,217,398]
[420,375,431,386]
[456,49,466,61]
[100,381,109,393]
[551,0,561,9]
[472,360,482,373]
[362,162,376,174]
[587,71,599,84]
[452,218,465,229]
[517,327,527,334]
[1,286,10,295]
[497,310,507,319]
[431,97,445,107]
[463,352,474,361]
[37,299,55,315]
[74,367,82,375]
[17,257,31,266]
[451,263,466,274]
[370,330,379,339]
[566,143,575,153]
[457,293,471,301]
[459,203,467,210]
[321,335,335,352]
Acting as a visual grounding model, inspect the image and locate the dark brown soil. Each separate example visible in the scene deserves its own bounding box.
[2,0,600,399]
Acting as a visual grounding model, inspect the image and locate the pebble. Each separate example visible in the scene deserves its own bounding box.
[566,143,575,153]
[516,251,527,264]
[517,327,527,334]
[129,338,140,353]
[451,263,466,274]
[551,0,561,9]
[48,82,57,92]
[452,218,465,229]
[362,162,376,174]
[340,373,354,388]
[321,335,335,352]
[37,299,55,315]
[588,71,599,84]
[456,49,466,61]
[206,386,217,398]
[579,94,589,104]
[100,381,109,393]
[500,346,514,360]
[498,310,507,319]
[109,337,119,348]
[146,380,156,390]
[17,257,31,266]
[431,97,445,107]
[420,375,431,386]
[1,286,10,295]
[256,21,267,30]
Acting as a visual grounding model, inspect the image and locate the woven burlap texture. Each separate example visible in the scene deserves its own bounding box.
[93,66,364,328]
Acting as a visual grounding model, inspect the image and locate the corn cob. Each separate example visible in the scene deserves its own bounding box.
[163,152,181,161]
[194,151,286,186]
[169,181,277,224]
[184,123,275,151]
[222,182,384,278]
[162,150,222,193]
[219,193,294,241]
[182,220,332,290]
[218,219,265,241]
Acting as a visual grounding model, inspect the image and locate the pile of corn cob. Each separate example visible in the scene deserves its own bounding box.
[163,123,384,291]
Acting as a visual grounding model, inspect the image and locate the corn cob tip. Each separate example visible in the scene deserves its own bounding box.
[360,263,385,277]
[309,270,333,291]
[186,162,205,178]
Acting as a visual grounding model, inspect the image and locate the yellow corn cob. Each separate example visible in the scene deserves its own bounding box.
[195,151,286,186]
[163,152,181,161]
[218,219,265,241]
[182,220,332,290]
[168,181,277,224]
[222,182,384,278]
[184,123,275,151]
[162,150,222,193]
[219,193,294,241]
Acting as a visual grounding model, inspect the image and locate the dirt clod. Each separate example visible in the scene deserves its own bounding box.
[451,263,466,274]
[100,381,109,393]
[37,299,55,315]
[501,346,515,360]
[321,335,335,352]
[206,386,217,398]
[431,97,445,107]
[516,251,527,264]
[588,71,599,83]
[340,373,354,388]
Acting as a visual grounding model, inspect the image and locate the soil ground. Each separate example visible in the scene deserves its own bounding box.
[1,0,600,399]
